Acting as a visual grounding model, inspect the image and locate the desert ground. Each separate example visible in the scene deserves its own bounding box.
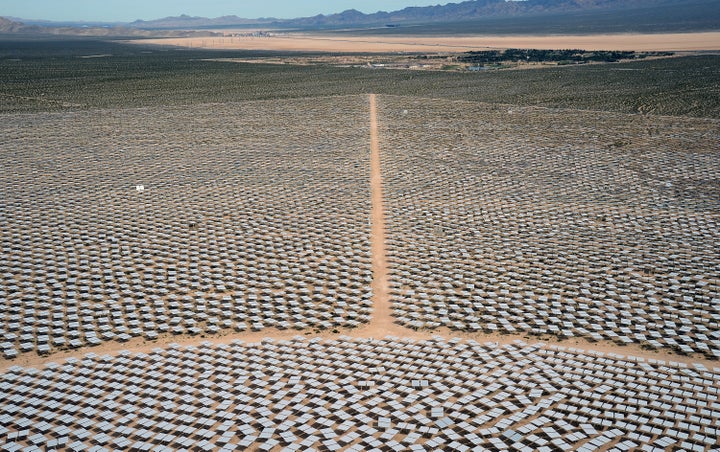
[132,31,720,52]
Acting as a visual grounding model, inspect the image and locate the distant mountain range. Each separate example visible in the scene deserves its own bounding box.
[2,0,718,36]
[0,16,214,37]
[127,14,273,30]
[126,0,720,30]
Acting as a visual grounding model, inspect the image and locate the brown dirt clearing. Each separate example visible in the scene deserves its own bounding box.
[129,31,720,52]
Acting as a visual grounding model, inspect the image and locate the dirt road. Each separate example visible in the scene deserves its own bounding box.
[365,94,393,335]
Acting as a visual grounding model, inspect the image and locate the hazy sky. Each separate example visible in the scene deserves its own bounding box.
[2,0,449,22]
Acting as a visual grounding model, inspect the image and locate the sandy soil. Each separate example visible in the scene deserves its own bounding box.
[130,31,720,52]
[5,323,715,374]
[359,93,394,338]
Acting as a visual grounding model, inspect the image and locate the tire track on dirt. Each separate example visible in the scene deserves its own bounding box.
[364,93,394,335]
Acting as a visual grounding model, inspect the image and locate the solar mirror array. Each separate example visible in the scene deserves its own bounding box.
[0,97,373,358]
[379,97,719,358]
[1,338,719,451]
[1,94,719,450]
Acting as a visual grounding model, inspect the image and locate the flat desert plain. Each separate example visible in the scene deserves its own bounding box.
[132,31,720,52]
